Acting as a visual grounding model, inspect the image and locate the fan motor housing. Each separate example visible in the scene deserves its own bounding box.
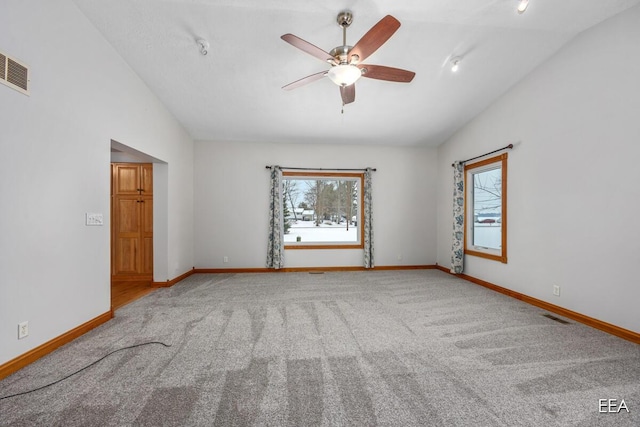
[330,45,353,64]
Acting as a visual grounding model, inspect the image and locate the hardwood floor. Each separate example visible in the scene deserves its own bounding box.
[111,280,156,311]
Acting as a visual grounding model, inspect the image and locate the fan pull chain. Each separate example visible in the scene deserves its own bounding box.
[341,102,345,114]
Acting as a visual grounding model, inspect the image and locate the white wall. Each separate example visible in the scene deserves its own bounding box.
[194,141,438,269]
[0,0,195,365]
[436,6,640,333]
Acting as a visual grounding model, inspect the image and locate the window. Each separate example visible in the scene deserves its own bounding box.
[465,153,507,263]
[282,172,364,249]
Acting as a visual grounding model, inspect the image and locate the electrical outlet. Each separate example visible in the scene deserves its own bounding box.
[223,256,229,263]
[18,321,29,339]
[553,285,560,296]
[397,254,402,261]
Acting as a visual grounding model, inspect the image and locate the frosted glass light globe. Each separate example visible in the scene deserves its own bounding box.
[327,64,362,86]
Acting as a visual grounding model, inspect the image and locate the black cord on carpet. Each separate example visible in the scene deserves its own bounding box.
[0,341,172,401]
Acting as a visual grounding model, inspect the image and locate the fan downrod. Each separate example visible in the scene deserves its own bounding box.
[332,11,355,64]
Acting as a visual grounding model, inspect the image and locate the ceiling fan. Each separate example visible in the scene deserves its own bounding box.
[281,11,415,106]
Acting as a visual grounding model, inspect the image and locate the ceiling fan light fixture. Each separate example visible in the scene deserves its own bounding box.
[517,0,529,14]
[327,64,362,86]
[280,13,415,105]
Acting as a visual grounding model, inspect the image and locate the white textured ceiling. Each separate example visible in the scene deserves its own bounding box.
[73,0,640,147]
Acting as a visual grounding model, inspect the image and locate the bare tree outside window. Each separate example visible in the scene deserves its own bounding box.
[472,167,502,249]
[282,172,363,249]
[283,180,299,221]
[464,153,508,263]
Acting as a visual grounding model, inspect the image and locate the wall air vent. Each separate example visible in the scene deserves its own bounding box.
[0,50,30,95]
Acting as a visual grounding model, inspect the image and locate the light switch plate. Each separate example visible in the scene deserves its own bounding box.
[86,213,104,226]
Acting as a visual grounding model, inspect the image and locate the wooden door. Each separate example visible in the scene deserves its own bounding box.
[114,164,142,195]
[141,192,153,275]
[112,163,153,280]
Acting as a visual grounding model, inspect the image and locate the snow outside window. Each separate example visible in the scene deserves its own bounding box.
[282,172,364,249]
[464,154,508,263]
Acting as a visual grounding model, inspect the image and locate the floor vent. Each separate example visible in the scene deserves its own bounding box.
[0,50,30,95]
[542,313,570,324]
[309,271,325,274]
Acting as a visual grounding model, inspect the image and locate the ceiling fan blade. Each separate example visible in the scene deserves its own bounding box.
[349,15,401,64]
[282,71,327,90]
[281,34,335,63]
[340,84,355,105]
[359,64,415,83]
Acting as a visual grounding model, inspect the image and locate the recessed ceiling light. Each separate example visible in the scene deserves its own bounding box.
[196,38,209,55]
[517,0,529,14]
[450,57,461,73]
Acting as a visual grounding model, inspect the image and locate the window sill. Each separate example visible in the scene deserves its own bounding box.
[465,249,507,264]
[285,244,364,250]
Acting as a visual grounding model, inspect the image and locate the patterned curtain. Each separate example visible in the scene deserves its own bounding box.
[266,166,284,269]
[451,162,465,274]
[363,168,374,268]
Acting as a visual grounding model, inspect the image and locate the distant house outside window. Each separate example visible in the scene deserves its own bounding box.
[282,172,364,249]
[464,154,507,263]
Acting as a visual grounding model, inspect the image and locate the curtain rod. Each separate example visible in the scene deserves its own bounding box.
[265,166,376,172]
[451,143,513,167]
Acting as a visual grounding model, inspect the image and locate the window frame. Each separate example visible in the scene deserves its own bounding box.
[464,153,508,263]
[282,171,364,250]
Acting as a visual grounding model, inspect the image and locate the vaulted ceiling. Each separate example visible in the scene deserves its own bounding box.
[73,0,640,146]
